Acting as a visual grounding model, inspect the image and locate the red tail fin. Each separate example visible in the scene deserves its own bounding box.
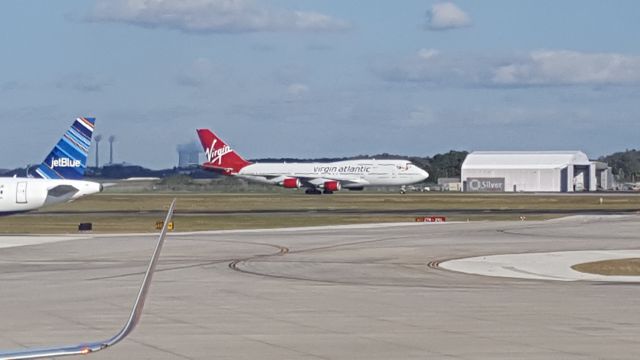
[196,129,251,174]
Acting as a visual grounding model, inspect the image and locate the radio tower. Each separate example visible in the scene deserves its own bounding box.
[108,135,116,164]
[94,134,102,167]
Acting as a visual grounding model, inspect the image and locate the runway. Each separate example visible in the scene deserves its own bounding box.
[1,216,640,359]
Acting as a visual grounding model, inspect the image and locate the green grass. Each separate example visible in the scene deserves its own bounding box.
[0,214,418,234]
[0,192,637,234]
[32,192,640,212]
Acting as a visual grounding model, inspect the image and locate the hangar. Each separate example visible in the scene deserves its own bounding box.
[461,151,598,192]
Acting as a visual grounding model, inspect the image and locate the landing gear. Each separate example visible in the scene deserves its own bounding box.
[400,185,407,194]
[304,187,336,195]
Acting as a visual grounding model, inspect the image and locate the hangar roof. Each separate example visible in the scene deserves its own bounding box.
[462,151,591,170]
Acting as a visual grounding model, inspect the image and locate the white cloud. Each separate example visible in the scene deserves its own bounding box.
[89,0,351,33]
[492,50,640,86]
[417,48,440,60]
[425,2,471,31]
[371,48,493,86]
[373,49,640,87]
[286,83,309,96]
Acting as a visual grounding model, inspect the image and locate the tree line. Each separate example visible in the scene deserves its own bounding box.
[599,149,640,182]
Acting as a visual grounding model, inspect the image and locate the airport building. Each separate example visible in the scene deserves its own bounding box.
[437,177,462,191]
[461,151,603,192]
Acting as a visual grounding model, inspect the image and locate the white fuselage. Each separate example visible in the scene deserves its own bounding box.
[235,159,429,188]
[0,177,102,215]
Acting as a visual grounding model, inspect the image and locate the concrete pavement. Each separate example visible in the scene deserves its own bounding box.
[1,216,640,359]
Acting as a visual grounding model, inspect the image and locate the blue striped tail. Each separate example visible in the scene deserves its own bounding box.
[33,117,96,180]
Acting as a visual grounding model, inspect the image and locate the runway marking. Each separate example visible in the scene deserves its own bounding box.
[427,260,440,269]
[226,236,490,288]
[86,239,291,281]
[228,243,289,272]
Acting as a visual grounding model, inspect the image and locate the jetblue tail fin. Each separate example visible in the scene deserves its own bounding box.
[196,129,251,174]
[33,117,96,180]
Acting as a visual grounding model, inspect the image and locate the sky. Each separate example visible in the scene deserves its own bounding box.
[1,0,639,169]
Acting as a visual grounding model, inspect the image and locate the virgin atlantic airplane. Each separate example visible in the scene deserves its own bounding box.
[197,129,429,194]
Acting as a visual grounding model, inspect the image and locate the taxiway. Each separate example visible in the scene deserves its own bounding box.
[1,215,640,359]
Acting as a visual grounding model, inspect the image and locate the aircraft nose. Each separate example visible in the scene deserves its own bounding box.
[420,168,429,181]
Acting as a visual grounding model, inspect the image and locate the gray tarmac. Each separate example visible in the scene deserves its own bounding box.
[1,216,640,359]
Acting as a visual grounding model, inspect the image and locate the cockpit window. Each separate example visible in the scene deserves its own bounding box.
[397,163,411,171]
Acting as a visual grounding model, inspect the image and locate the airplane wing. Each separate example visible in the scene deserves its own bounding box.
[47,185,79,198]
[0,199,176,360]
[258,174,370,189]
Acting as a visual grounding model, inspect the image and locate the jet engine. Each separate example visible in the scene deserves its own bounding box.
[323,181,341,192]
[281,178,302,189]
